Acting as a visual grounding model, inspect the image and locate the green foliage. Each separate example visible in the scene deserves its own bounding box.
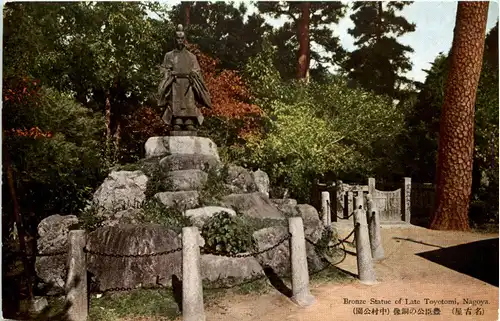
[470,167,499,227]
[3,2,175,164]
[73,203,106,232]
[201,211,253,255]
[256,1,348,80]
[240,46,404,201]
[199,165,231,206]
[168,1,273,71]
[141,199,191,233]
[345,2,416,98]
[89,288,180,320]
[3,86,106,221]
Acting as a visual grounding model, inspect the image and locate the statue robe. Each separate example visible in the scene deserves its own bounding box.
[157,48,212,126]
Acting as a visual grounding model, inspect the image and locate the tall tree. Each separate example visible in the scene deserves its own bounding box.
[345,2,416,98]
[256,1,347,81]
[4,2,173,164]
[168,1,272,71]
[297,2,310,80]
[430,1,489,231]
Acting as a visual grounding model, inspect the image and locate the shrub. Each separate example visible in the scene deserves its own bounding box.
[3,81,106,238]
[240,44,404,202]
[201,211,253,255]
[198,165,231,206]
[141,199,191,233]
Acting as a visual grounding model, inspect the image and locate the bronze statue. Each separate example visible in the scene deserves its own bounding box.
[157,24,212,132]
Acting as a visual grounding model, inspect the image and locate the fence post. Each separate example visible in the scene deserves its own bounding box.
[335,180,344,219]
[354,194,364,211]
[321,191,331,226]
[346,191,354,219]
[368,177,376,195]
[353,209,377,285]
[403,177,412,224]
[366,195,384,261]
[288,217,315,307]
[182,226,205,321]
[65,230,87,321]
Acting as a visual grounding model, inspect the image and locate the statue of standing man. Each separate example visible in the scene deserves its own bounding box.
[157,24,212,133]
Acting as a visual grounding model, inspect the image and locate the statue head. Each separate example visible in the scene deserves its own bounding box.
[175,24,186,50]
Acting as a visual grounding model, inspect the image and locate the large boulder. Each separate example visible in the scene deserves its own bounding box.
[159,154,220,172]
[296,204,321,222]
[252,169,270,197]
[166,170,208,191]
[35,214,79,295]
[221,193,285,219]
[184,206,236,228]
[93,170,148,213]
[271,199,299,217]
[201,254,264,287]
[252,224,326,276]
[225,165,258,193]
[145,136,220,160]
[154,191,200,210]
[86,224,182,291]
[252,227,291,275]
[101,208,144,227]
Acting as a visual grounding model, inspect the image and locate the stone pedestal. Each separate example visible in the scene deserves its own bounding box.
[145,136,220,160]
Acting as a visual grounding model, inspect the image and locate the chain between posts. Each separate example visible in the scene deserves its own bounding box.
[200,232,292,258]
[306,222,359,250]
[327,200,355,220]
[13,232,292,260]
[83,246,182,258]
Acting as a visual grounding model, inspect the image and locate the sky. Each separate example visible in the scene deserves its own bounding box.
[160,1,499,83]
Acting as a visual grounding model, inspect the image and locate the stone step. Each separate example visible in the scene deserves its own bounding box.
[165,169,208,192]
[145,136,220,160]
[159,153,220,171]
[154,191,200,210]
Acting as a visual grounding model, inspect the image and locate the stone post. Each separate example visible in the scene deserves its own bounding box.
[346,191,354,219]
[353,209,377,285]
[354,193,364,211]
[366,195,384,261]
[182,227,205,321]
[403,177,412,224]
[65,230,87,321]
[335,180,344,219]
[368,178,376,195]
[288,217,315,307]
[321,191,331,225]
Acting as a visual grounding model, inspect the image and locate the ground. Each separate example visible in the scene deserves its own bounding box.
[153,224,498,321]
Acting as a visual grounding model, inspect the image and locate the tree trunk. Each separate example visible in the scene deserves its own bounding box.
[430,1,489,231]
[113,119,122,163]
[3,148,33,299]
[182,1,192,27]
[297,2,310,81]
[377,2,383,42]
[105,91,112,142]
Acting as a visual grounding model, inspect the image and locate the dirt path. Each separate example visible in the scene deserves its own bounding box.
[195,226,499,321]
